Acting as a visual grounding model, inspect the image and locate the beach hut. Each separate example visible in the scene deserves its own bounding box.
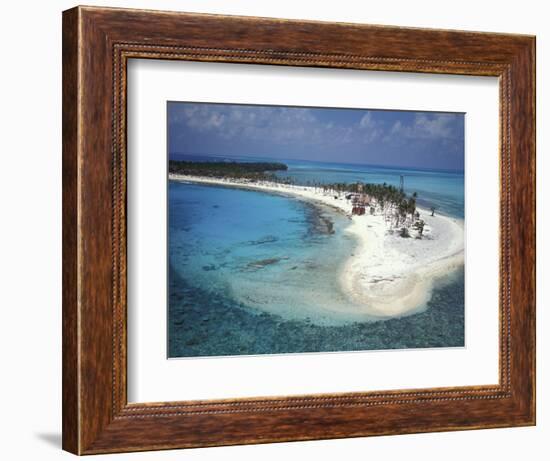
[352,204,366,215]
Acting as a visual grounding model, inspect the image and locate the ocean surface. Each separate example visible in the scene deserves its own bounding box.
[168,156,465,358]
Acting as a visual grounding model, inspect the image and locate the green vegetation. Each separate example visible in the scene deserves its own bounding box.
[169,160,287,180]
[280,179,421,232]
[316,182,418,229]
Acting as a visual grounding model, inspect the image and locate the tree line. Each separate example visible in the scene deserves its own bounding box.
[168,160,288,180]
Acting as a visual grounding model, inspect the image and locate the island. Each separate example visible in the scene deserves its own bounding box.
[168,160,464,321]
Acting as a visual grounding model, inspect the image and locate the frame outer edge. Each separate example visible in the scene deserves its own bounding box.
[528,36,536,425]
[501,37,535,424]
[62,6,81,455]
[531,36,537,425]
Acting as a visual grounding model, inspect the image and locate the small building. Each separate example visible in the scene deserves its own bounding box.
[352,205,366,215]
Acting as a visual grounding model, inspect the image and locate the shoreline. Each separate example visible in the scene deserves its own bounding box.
[169,173,464,321]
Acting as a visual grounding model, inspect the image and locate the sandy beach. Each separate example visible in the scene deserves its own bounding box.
[169,173,464,321]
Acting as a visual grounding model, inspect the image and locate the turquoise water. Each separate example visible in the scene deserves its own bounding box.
[274,159,464,219]
[168,160,465,358]
[170,154,464,218]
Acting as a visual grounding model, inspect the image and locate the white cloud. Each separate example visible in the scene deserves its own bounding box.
[171,104,459,150]
[389,113,455,141]
[359,113,374,128]
[173,104,381,147]
[414,114,454,138]
[358,112,383,143]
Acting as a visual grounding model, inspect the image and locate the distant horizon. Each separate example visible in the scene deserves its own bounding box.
[169,151,465,174]
[168,102,465,171]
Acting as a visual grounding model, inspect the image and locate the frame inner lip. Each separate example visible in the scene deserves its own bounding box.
[113,45,511,412]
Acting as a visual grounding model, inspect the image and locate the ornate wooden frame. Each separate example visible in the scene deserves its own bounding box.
[62,5,536,455]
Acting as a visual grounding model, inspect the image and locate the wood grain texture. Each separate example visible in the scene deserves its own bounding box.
[62,5,536,455]
[62,7,80,454]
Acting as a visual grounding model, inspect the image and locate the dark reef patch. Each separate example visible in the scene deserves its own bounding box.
[168,264,465,358]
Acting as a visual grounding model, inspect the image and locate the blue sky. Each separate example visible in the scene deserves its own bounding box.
[168,102,464,171]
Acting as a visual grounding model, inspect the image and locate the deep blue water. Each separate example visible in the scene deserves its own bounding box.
[168,158,465,358]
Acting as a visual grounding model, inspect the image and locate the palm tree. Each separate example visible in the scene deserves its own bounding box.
[408,197,416,222]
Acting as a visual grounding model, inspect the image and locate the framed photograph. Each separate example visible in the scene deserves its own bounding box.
[62,6,535,455]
